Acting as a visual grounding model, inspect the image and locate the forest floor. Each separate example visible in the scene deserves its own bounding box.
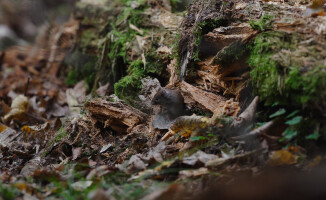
[1,0,326,199]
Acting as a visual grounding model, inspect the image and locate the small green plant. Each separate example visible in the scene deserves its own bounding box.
[280,115,303,142]
[249,14,274,31]
[269,108,286,118]
[268,109,320,142]
[190,136,208,141]
[66,70,78,86]
[0,183,19,200]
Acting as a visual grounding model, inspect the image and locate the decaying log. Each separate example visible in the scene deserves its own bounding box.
[85,98,149,133]
[179,81,227,113]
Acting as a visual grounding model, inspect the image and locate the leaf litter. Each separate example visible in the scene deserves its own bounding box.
[1,0,326,199]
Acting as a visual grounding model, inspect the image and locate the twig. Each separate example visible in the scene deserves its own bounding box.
[24,77,31,96]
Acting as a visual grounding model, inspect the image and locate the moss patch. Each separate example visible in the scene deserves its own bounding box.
[114,60,145,103]
[248,31,326,108]
[249,14,274,32]
[111,1,177,102]
[248,31,326,142]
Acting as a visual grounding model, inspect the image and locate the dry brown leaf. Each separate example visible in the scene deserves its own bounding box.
[72,147,83,160]
[179,167,209,178]
[305,155,322,170]
[182,150,219,166]
[0,123,17,147]
[21,122,50,135]
[4,94,29,123]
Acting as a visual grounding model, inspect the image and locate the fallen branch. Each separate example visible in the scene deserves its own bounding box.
[85,98,148,133]
[231,120,275,141]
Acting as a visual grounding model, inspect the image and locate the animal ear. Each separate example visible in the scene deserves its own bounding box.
[161,88,168,97]
[156,87,163,93]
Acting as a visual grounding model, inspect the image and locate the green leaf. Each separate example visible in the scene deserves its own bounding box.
[190,136,207,141]
[285,116,302,125]
[256,122,267,127]
[282,128,298,140]
[286,110,300,119]
[269,108,286,118]
[305,132,320,140]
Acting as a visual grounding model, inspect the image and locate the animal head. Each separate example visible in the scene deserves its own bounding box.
[151,88,169,105]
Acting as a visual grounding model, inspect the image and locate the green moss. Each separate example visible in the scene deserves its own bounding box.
[248,31,326,142]
[66,70,78,86]
[114,60,145,103]
[0,183,18,200]
[80,29,99,50]
[248,31,326,108]
[111,1,176,102]
[146,47,170,78]
[113,47,171,103]
[249,14,274,31]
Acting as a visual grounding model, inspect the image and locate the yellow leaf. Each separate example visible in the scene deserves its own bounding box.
[170,115,209,138]
[267,149,297,166]
[21,123,49,135]
[0,124,7,132]
[21,125,36,135]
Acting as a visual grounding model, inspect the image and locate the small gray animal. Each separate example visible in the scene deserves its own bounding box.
[151,88,185,119]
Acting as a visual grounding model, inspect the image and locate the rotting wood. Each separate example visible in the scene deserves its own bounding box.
[179,81,229,114]
[85,98,149,133]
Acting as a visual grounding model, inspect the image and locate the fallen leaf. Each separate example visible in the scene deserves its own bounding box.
[21,122,50,135]
[20,157,41,177]
[179,167,209,178]
[100,144,112,153]
[71,181,93,191]
[305,155,322,170]
[141,184,185,200]
[182,151,219,166]
[123,154,148,174]
[4,94,29,123]
[156,46,172,54]
[88,188,110,200]
[72,147,82,160]
[267,149,297,166]
[0,123,17,147]
[0,101,10,116]
[96,83,111,96]
[66,80,86,116]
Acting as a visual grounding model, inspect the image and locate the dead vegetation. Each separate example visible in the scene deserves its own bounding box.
[1,0,326,199]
